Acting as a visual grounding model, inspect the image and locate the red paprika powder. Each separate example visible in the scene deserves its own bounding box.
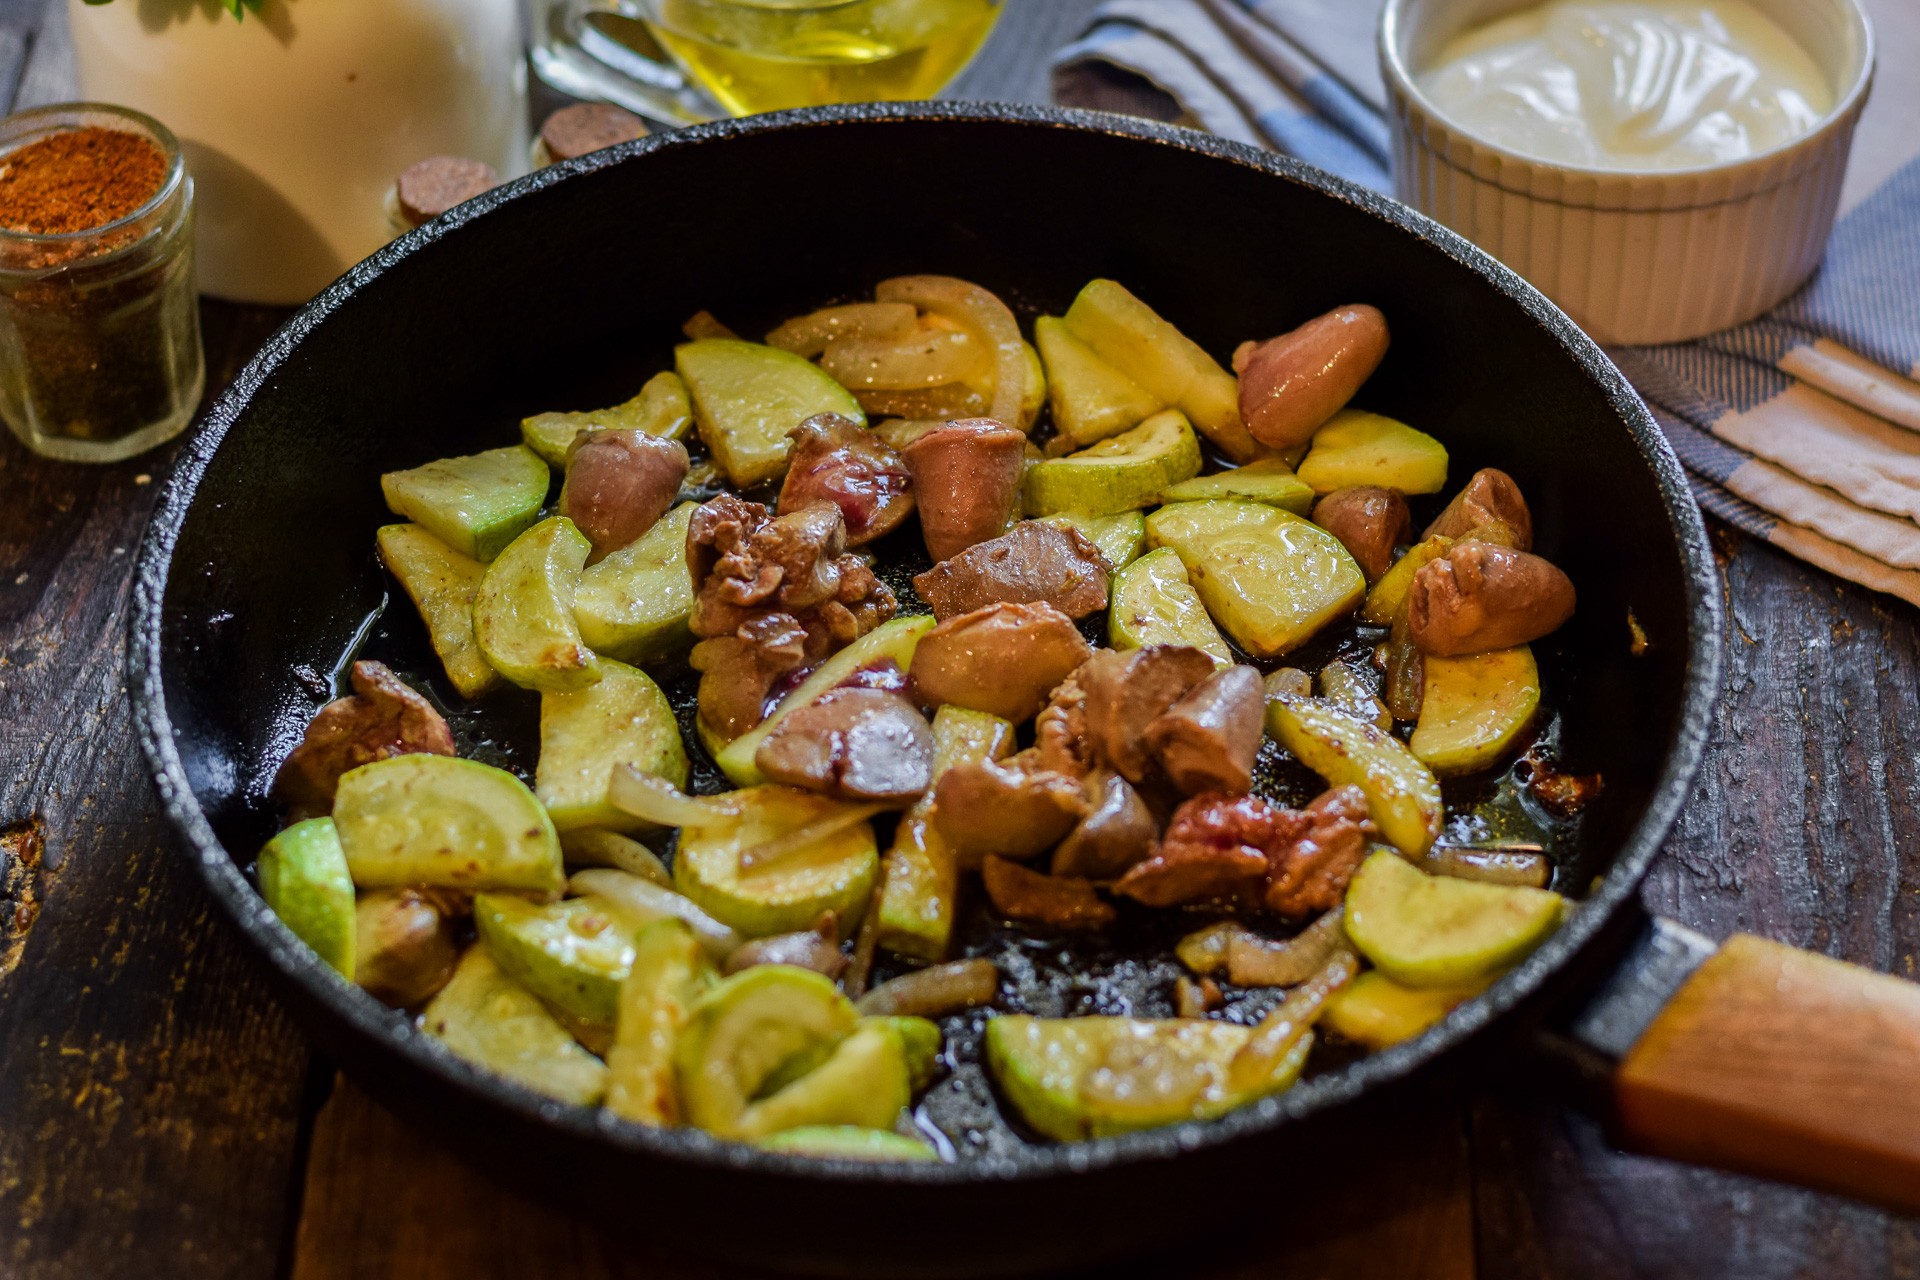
[0,125,166,235]
[0,106,203,461]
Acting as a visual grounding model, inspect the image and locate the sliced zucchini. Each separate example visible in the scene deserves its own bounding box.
[334,754,564,894]
[710,614,936,783]
[1296,410,1448,495]
[754,1034,837,1100]
[864,1014,942,1092]
[1016,339,1047,433]
[1061,279,1262,462]
[573,501,697,663]
[1343,849,1564,988]
[536,659,689,832]
[1107,546,1234,668]
[1039,510,1147,574]
[734,1021,911,1139]
[674,786,880,937]
[376,523,500,700]
[1146,500,1364,657]
[1265,694,1443,857]
[473,893,635,1031]
[1410,646,1540,776]
[875,705,1016,961]
[672,965,860,1138]
[984,1015,1312,1142]
[257,817,355,979]
[474,516,601,693]
[1034,314,1163,448]
[1023,409,1202,517]
[1322,969,1492,1049]
[423,946,608,1106]
[758,1126,938,1161]
[925,705,1020,784]
[380,444,549,562]
[874,807,959,965]
[521,370,694,467]
[676,338,865,487]
[1159,458,1314,514]
[605,919,713,1125]
[1360,533,1452,625]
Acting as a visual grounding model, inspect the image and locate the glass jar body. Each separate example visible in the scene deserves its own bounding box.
[0,104,205,463]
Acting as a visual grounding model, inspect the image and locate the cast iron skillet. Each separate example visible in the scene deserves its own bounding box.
[129,104,1730,1275]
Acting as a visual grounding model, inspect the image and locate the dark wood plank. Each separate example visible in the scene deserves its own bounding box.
[291,1077,793,1280]
[291,1076,1473,1280]
[1247,1108,1476,1280]
[0,301,314,1280]
[1472,530,1920,1280]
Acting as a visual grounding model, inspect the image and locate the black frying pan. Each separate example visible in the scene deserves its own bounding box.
[130,104,1920,1278]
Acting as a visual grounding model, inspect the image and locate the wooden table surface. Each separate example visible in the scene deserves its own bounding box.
[1,1,1916,1276]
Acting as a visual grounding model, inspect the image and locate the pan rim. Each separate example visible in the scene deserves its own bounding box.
[129,100,1723,1187]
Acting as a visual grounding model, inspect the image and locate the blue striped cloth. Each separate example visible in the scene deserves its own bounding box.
[1054,0,1920,604]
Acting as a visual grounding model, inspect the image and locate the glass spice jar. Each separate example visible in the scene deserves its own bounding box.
[0,103,204,462]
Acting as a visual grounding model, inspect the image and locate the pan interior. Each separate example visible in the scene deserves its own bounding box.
[146,108,1708,1179]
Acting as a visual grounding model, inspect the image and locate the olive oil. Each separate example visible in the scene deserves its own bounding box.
[645,0,1001,117]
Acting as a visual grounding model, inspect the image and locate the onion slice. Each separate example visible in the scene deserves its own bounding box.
[855,958,1000,1017]
[820,327,989,390]
[1176,921,1251,976]
[767,301,918,358]
[1419,843,1550,887]
[568,868,741,959]
[1175,975,1222,1019]
[608,765,735,830]
[1226,907,1348,987]
[1229,947,1358,1092]
[842,873,887,999]
[736,802,885,872]
[722,913,846,978]
[875,275,1027,425]
[854,383,989,420]
[559,828,672,887]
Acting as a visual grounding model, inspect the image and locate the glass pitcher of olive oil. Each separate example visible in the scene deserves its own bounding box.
[641,0,1001,116]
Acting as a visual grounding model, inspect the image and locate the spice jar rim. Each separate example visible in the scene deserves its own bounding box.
[0,101,187,246]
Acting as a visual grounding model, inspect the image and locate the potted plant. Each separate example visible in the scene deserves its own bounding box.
[71,0,527,304]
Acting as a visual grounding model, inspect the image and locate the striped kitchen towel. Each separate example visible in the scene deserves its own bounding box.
[1054,0,1920,606]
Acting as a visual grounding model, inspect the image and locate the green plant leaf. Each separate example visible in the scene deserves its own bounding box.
[83,0,262,15]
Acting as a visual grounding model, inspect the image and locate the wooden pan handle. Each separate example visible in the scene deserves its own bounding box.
[1613,933,1920,1213]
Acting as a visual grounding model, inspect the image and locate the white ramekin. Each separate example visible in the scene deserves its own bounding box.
[1378,0,1875,345]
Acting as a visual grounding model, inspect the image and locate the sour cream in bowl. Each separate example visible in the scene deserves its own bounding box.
[1379,0,1874,343]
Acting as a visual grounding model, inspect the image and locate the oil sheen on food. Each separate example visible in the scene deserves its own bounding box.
[646,0,999,117]
[1417,0,1830,170]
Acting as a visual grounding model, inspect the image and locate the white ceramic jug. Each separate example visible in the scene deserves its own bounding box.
[71,0,527,304]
